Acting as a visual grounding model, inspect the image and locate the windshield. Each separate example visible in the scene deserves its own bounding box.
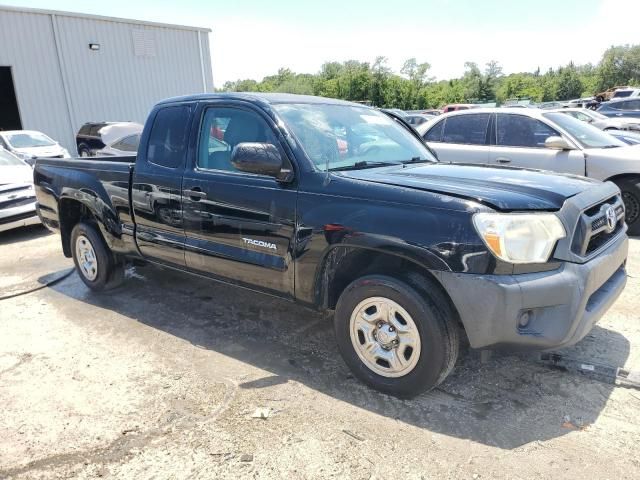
[543,112,626,149]
[273,103,435,171]
[5,132,56,148]
[0,148,26,167]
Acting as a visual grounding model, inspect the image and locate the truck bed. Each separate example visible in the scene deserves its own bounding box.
[34,155,137,256]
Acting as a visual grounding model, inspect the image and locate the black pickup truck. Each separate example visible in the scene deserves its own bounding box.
[34,93,629,397]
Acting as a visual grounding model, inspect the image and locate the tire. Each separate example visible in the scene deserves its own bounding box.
[615,177,640,236]
[70,222,124,291]
[78,145,91,157]
[334,274,459,398]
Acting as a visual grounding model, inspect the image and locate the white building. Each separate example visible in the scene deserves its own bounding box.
[0,5,213,153]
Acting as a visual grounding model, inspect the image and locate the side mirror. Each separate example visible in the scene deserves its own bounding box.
[231,142,289,179]
[544,136,575,150]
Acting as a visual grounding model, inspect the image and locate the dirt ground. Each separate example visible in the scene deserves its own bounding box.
[0,225,639,480]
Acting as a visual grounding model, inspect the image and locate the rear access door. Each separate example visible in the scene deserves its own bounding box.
[181,100,297,297]
[132,103,194,267]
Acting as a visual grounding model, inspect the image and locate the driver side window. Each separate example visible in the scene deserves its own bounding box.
[197,107,278,172]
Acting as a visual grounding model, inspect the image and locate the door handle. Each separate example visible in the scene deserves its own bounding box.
[184,188,207,201]
[496,157,511,164]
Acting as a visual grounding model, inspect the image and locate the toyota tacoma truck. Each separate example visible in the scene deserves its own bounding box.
[34,93,629,397]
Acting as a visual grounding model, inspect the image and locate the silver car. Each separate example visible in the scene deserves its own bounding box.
[551,107,640,132]
[0,148,40,232]
[417,108,640,234]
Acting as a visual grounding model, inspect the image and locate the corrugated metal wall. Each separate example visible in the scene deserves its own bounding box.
[0,8,213,153]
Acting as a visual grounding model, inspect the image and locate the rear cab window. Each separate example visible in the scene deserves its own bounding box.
[147,105,191,168]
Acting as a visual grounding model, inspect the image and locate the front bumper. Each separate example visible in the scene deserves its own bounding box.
[434,233,628,350]
[0,201,40,233]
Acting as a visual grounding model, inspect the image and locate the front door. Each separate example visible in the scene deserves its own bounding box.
[181,102,297,297]
[490,113,585,175]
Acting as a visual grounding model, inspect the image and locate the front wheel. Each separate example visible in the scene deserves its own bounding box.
[615,177,640,236]
[334,275,459,398]
[71,222,124,291]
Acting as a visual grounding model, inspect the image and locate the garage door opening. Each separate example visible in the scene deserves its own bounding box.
[0,67,22,131]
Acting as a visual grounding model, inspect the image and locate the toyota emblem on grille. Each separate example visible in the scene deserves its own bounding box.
[605,206,617,232]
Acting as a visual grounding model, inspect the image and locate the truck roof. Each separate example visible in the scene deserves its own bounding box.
[155,92,364,108]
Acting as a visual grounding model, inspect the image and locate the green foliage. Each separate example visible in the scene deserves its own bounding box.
[218,44,640,108]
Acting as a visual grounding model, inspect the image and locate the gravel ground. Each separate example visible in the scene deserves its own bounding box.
[0,225,639,479]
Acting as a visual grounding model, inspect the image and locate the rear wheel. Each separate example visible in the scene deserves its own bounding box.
[615,177,640,236]
[334,275,459,398]
[78,145,91,157]
[71,222,124,291]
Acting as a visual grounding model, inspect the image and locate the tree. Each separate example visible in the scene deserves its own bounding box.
[218,44,640,108]
[370,56,390,106]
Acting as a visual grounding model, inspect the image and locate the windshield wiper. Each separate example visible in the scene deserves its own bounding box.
[328,161,401,171]
[401,157,432,165]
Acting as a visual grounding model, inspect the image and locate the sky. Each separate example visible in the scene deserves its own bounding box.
[2,0,639,87]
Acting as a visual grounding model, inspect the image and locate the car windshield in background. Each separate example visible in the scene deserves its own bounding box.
[5,132,56,148]
[0,149,26,167]
[274,103,435,171]
[543,112,626,149]
[588,110,609,120]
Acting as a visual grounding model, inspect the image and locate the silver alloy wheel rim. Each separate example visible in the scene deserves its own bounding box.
[349,296,421,378]
[75,234,98,281]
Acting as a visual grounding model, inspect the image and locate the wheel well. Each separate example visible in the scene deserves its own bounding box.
[320,247,462,325]
[605,173,640,185]
[59,199,96,257]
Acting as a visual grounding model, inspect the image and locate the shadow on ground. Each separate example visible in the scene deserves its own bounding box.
[0,225,50,245]
[49,263,630,449]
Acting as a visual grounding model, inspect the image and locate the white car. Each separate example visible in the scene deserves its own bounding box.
[552,107,640,132]
[0,148,40,232]
[417,108,640,234]
[0,130,70,164]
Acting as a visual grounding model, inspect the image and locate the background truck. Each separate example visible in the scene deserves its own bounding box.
[34,93,628,397]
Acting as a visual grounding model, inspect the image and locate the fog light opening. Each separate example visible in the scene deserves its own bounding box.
[518,310,532,329]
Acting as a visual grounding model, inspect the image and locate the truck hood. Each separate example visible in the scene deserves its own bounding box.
[340,163,598,211]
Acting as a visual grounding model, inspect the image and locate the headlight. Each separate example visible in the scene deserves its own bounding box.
[473,213,566,264]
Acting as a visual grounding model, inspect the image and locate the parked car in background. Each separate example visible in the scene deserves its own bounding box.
[608,129,640,145]
[407,109,441,116]
[0,130,70,164]
[76,122,143,157]
[417,108,640,234]
[551,107,640,131]
[597,98,640,119]
[441,103,478,113]
[405,113,435,127]
[595,86,632,102]
[0,147,40,232]
[611,88,640,99]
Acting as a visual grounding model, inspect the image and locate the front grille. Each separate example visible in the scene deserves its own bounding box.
[0,196,34,210]
[0,210,37,225]
[571,195,625,257]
